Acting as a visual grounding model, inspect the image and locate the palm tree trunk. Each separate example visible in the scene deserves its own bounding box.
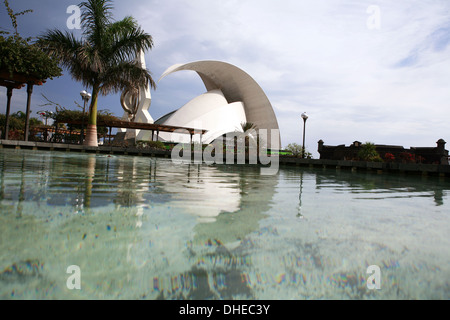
[84,85,100,147]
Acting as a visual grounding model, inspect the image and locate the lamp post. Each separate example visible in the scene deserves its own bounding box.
[37,111,54,141]
[80,90,91,144]
[301,112,308,158]
[38,110,53,126]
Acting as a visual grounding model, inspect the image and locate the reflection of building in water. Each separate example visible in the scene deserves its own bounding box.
[163,164,241,223]
[103,158,279,299]
[2,149,450,299]
[130,164,279,300]
[314,169,449,205]
[191,166,278,245]
[115,156,151,207]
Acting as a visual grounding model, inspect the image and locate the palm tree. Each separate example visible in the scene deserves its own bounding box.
[237,122,258,155]
[240,122,257,133]
[38,0,156,146]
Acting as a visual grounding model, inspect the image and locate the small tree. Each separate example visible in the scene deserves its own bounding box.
[358,142,383,162]
[38,0,156,147]
[0,1,62,80]
[285,143,312,158]
[0,112,43,139]
[0,1,62,140]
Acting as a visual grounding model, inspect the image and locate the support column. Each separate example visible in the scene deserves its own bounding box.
[54,121,58,143]
[24,82,33,141]
[4,87,13,140]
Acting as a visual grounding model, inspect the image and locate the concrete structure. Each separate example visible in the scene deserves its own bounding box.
[155,89,246,144]
[134,61,280,148]
[118,50,154,142]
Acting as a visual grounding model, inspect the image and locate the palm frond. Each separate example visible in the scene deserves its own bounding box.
[241,122,257,132]
[79,0,113,39]
[106,17,154,64]
[38,29,82,62]
[99,61,156,95]
[38,30,98,87]
[39,0,156,105]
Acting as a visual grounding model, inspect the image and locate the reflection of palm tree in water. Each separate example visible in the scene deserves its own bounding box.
[0,153,5,205]
[114,157,156,208]
[193,166,277,243]
[16,156,27,218]
[83,155,96,209]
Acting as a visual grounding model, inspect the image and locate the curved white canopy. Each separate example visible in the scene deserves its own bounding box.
[159,61,281,147]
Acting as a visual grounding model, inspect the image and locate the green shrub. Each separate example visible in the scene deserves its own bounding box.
[358,142,383,162]
[136,140,166,150]
[285,143,312,158]
[0,1,61,81]
[0,35,62,81]
[1,112,43,133]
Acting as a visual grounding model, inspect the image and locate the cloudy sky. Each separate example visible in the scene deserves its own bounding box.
[1,0,450,157]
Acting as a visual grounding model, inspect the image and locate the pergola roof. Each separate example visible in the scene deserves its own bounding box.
[0,69,45,89]
[60,118,208,136]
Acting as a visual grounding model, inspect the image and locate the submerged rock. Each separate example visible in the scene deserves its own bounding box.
[0,259,44,283]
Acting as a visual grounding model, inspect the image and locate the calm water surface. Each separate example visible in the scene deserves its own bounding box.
[0,149,449,299]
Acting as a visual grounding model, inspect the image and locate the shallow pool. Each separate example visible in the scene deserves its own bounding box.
[0,149,449,299]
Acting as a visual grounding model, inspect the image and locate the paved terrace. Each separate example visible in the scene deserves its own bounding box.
[1,139,450,178]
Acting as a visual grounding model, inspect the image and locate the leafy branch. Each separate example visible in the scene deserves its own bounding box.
[2,0,33,37]
[39,93,64,111]
[0,2,62,81]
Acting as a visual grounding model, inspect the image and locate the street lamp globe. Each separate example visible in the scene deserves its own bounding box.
[301,112,308,121]
[301,112,309,158]
[80,90,86,98]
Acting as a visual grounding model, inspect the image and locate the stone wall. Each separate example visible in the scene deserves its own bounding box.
[318,139,449,165]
